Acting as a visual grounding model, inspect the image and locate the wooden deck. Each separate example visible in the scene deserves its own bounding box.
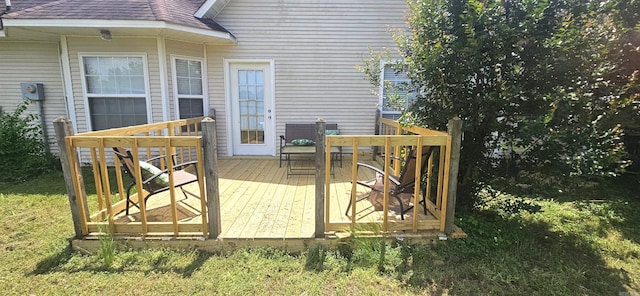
[113,157,438,239]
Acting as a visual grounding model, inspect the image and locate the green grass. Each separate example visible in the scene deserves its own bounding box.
[0,171,639,295]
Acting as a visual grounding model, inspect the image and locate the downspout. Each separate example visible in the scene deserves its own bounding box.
[37,98,49,152]
[0,0,11,30]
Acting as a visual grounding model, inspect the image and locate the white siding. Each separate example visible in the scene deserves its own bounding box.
[0,41,66,154]
[65,37,163,133]
[207,0,408,155]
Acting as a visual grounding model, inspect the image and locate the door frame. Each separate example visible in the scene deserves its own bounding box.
[223,58,276,156]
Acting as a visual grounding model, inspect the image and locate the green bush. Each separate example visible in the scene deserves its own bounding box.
[0,101,57,183]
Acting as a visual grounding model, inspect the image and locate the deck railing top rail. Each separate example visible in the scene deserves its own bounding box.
[74,117,204,137]
[378,117,449,137]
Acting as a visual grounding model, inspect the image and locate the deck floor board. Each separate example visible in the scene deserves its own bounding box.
[115,158,437,238]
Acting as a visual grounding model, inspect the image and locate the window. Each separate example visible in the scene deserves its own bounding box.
[237,69,265,144]
[82,56,148,130]
[174,58,204,119]
[380,63,415,120]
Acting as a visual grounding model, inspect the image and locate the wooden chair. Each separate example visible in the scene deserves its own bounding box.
[112,147,200,215]
[346,145,433,220]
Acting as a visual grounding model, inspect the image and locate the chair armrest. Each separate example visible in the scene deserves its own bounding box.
[173,160,198,171]
[145,154,168,163]
[355,162,401,185]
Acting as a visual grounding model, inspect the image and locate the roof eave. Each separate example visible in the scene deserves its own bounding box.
[1,19,237,44]
[194,0,216,18]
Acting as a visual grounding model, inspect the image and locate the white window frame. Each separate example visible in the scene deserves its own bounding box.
[170,55,207,120]
[379,60,415,120]
[79,53,152,131]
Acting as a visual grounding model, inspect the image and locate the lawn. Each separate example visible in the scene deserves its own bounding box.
[0,170,639,295]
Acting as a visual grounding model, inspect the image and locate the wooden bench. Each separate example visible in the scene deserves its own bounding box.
[279,123,342,177]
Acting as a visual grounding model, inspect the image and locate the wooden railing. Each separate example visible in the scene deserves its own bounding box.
[54,117,221,238]
[321,117,461,234]
[55,115,460,240]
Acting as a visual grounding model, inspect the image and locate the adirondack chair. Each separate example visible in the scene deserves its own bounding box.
[112,147,200,215]
[346,145,433,220]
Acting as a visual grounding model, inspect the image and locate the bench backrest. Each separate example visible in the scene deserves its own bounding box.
[284,123,338,142]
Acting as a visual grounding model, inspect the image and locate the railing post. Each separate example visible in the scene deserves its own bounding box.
[315,118,326,238]
[202,117,221,239]
[373,109,381,160]
[53,117,86,239]
[445,117,463,233]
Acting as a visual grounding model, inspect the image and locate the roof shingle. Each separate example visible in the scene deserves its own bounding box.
[1,0,230,33]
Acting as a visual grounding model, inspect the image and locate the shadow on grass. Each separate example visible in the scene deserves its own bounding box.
[394,211,629,295]
[0,167,119,197]
[28,244,212,278]
[490,174,640,245]
[29,244,75,275]
[0,170,68,196]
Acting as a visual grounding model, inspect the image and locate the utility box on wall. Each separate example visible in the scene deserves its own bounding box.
[20,83,45,101]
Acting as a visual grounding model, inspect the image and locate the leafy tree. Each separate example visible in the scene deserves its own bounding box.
[362,0,639,204]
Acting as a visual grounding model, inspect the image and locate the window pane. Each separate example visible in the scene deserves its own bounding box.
[188,61,201,76]
[177,77,190,94]
[83,57,98,75]
[130,76,145,94]
[98,57,112,75]
[239,86,248,100]
[101,76,116,94]
[89,97,147,130]
[241,115,249,130]
[256,86,264,100]
[89,98,106,114]
[190,79,203,96]
[238,70,247,84]
[128,58,144,75]
[83,56,146,95]
[178,98,204,119]
[257,101,264,114]
[116,76,131,94]
[176,59,189,77]
[134,99,147,114]
[113,57,129,75]
[248,87,255,101]
[86,76,101,93]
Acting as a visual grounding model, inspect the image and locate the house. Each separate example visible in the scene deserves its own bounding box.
[0,0,408,157]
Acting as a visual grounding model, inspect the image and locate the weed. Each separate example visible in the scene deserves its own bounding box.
[304,245,326,271]
[97,225,115,268]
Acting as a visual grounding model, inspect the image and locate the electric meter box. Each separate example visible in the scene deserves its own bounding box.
[20,83,45,101]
